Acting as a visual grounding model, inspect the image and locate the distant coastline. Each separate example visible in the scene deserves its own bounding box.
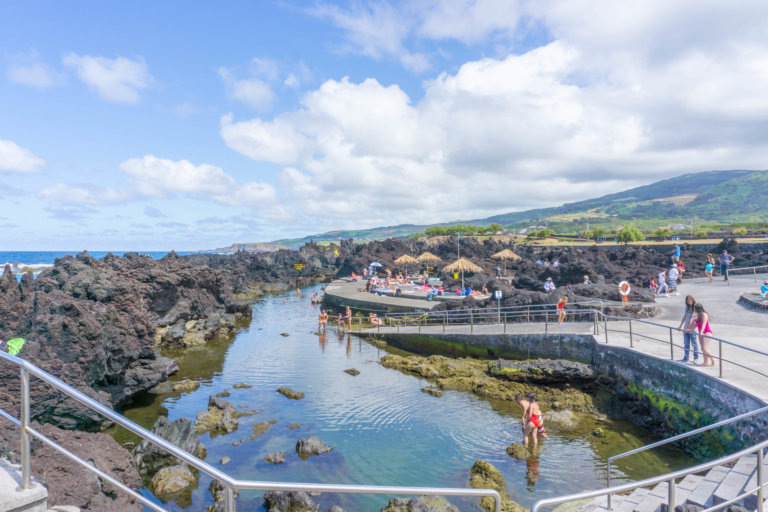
[0,250,197,267]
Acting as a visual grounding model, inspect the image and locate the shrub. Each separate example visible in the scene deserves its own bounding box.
[733,227,748,235]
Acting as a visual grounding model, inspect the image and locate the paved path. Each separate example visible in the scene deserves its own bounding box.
[364,272,768,402]
[323,278,473,312]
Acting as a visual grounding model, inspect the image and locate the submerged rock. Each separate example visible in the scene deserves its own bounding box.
[592,428,606,438]
[265,451,286,465]
[296,436,333,459]
[280,332,290,337]
[245,420,277,442]
[133,416,206,474]
[149,464,197,496]
[381,496,458,512]
[214,390,231,397]
[344,368,360,376]
[277,387,305,400]
[421,386,443,397]
[220,456,231,465]
[506,443,528,460]
[233,382,252,389]
[288,424,302,430]
[263,490,319,512]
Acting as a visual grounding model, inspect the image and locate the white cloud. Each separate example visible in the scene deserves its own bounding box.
[217,67,275,110]
[38,184,130,205]
[221,9,768,230]
[7,50,62,88]
[284,62,312,89]
[416,0,523,44]
[62,53,152,103]
[0,139,45,173]
[119,155,276,209]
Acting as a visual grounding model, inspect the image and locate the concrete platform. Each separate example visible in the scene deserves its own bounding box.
[0,458,48,512]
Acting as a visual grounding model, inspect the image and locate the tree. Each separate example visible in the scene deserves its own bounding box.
[617,226,645,244]
[653,228,672,238]
[592,228,605,240]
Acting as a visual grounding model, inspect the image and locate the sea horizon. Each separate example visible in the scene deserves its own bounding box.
[1,250,198,268]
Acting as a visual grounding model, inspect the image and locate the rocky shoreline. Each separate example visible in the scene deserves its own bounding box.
[0,236,765,509]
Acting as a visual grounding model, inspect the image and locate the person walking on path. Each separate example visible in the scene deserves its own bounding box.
[677,296,699,364]
[672,244,681,263]
[655,270,670,297]
[557,296,568,324]
[694,303,715,367]
[719,250,735,281]
[706,253,716,283]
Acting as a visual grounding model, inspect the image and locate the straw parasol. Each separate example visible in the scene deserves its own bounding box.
[394,254,418,277]
[491,249,521,276]
[417,251,442,278]
[443,257,483,289]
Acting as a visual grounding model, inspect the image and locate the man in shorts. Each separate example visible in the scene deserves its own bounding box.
[668,264,680,296]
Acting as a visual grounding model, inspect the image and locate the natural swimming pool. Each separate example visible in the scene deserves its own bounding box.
[114,284,696,511]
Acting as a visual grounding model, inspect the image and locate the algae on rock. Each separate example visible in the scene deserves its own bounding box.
[469,460,528,512]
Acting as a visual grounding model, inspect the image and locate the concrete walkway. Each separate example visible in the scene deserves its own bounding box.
[364,272,768,402]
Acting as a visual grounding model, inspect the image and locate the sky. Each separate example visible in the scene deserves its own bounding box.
[1,1,768,251]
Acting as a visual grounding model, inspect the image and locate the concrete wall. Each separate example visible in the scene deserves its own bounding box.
[368,331,768,443]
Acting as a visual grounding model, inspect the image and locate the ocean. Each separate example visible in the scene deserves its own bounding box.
[0,251,197,280]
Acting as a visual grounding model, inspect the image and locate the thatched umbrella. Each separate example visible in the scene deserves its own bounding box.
[417,251,442,278]
[443,257,483,289]
[491,249,521,276]
[394,254,418,277]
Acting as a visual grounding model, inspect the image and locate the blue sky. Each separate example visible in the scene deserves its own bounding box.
[2,1,768,251]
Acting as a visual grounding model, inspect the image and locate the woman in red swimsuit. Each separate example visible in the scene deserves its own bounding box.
[694,303,715,367]
[557,296,568,324]
[524,392,548,446]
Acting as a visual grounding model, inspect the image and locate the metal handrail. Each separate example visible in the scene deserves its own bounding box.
[383,299,607,318]
[0,350,502,512]
[532,440,768,512]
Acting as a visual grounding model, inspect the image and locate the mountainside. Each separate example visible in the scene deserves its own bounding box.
[270,170,766,248]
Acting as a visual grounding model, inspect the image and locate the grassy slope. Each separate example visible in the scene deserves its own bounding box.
[270,170,765,247]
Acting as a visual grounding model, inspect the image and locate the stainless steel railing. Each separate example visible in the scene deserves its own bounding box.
[0,350,502,512]
[532,438,768,512]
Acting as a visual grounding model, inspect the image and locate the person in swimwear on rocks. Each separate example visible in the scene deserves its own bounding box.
[523,392,548,446]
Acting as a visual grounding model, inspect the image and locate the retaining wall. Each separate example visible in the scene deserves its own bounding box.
[366,331,768,443]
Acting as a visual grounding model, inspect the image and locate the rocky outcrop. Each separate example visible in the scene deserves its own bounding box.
[489,359,596,385]
[381,496,458,511]
[263,490,319,512]
[208,480,240,512]
[149,464,197,496]
[23,422,142,511]
[296,436,334,459]
[380,355,599,413]
[133,416,206,474]
[469,460,528,512]
[277,387,305,400]
[194,395,259,435]
[543,410,580,431]
[344,368,360,376]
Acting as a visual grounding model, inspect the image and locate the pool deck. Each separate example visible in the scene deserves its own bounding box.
[338,272,768,402]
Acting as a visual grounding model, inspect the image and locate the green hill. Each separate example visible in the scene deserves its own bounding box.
[268,169,767,248]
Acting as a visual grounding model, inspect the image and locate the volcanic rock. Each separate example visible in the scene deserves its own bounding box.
[490,359,596,385]
[265,451,286,465]
[133,416,206,474]
[506,443,528,460]
[344,368,360,376]
[469,460,527,512]
[263,490,319,512]
[149,463,197,496]
[542,410,580,431]
[277,387,305,400]
[381,496,459,511]
[296,436,333,459]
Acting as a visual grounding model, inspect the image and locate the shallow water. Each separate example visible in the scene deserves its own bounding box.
[115,284,697,511]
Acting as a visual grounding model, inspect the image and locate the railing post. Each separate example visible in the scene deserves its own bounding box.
[719,339,723,378]
[607,460,612,511]
[758,446,765,512]
[418,316,421,333]
[668,478,676,512]
[224,483,235,512]
[527,306,530,323]
[470,311,474,334]
[604,316,609,344]
[629,320,633,348]
[503,313,507,334]
[545,311,549,333]
[593,311,598,335]
[20,366,31,489]
[669,329,674,360]
[443,315,446,334]
[755,268,758,283]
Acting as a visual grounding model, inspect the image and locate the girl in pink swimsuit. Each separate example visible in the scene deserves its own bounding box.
[694,303,715,367]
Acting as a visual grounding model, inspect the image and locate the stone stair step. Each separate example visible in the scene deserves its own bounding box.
[713,456,757,507]
[0,458,48,512]
[734,456,768,510]
[678,474,704,492]
[685,466,729,508]
[633,483,668,512]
